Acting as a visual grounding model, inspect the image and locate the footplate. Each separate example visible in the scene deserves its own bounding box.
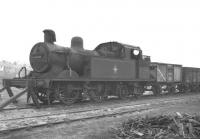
[3,78,28,89]
[1,78,29,100]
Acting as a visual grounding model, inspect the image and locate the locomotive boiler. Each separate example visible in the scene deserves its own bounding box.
[30,30,98,79]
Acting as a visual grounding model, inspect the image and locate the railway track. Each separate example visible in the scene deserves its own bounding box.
[1,91,198,111]
[0,91,197,120]
[0,93,200,134]
[0,91,199,122]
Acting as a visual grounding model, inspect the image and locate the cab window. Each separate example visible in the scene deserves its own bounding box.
[131,49,141,59]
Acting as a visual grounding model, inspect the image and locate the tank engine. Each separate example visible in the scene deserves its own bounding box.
[14,29,150,106]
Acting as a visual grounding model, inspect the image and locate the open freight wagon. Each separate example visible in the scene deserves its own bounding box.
[150,62,182,83]
[182,67,200,83]
[149,62,182,93]
[182,67,200,92]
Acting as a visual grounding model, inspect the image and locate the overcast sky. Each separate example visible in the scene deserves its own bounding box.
[0,0,200,67]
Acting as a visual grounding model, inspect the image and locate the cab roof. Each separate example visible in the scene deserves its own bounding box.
[94,41,141,51]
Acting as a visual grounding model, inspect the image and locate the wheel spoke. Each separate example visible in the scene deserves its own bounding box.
[117,85,129,99]
[56,85,80,105]
[88,89,103,102]
[35,89,55,104]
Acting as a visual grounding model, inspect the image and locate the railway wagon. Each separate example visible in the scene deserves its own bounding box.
[150,62,182,93]
[182,67,200,92]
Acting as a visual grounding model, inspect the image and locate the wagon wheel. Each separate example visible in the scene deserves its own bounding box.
[177,84,184,93]
[35,88,55,104]
[55,85,80,105]
[152,84,162,95]
[88,89,104,103]
[117,85,129,99]
[133,87,144,98]
[167,85,176,94]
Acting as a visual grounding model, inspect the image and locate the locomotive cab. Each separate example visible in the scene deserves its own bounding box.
[90,42,148,80]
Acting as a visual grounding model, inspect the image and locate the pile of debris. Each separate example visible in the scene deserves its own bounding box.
[112,112,200,139]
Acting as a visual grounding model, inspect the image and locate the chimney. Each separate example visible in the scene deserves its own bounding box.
[71,36,84,50]
[43,29,56,44]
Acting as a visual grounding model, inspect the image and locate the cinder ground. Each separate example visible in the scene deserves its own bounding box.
[0,91,200,139]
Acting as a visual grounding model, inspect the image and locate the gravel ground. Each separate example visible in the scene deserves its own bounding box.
[0,93,200,139]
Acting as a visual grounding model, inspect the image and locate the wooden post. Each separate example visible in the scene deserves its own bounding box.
[27,80,40,108]
[0,89,27,111]
[0,87,5,93]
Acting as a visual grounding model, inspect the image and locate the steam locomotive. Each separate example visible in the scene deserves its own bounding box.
[1,29,200,107]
